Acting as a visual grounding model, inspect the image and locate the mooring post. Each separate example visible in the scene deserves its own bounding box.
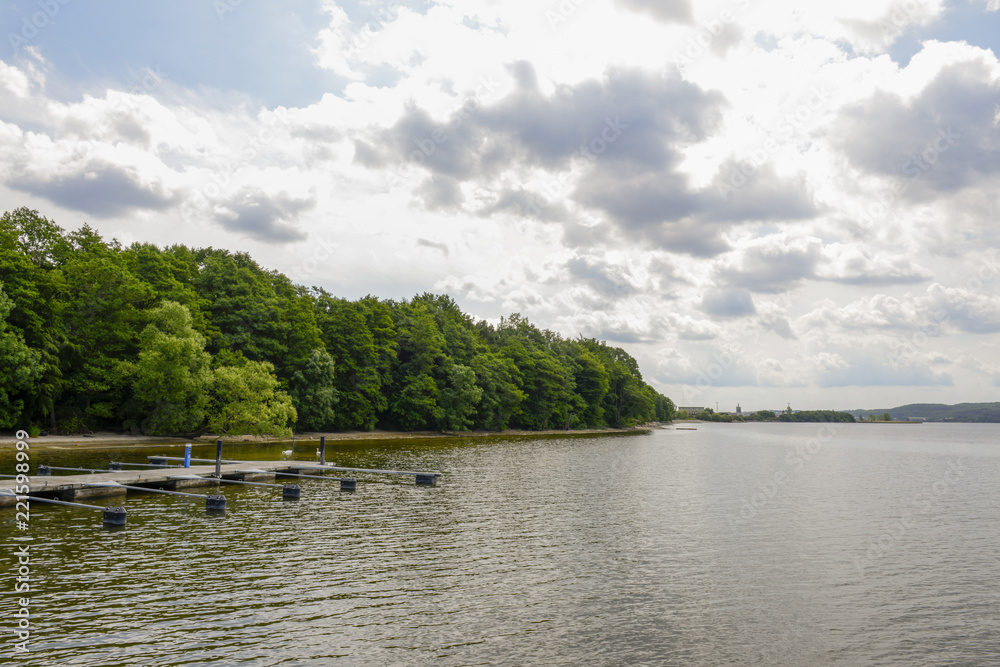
[215,439,223,478]
[103,507,127,526]
[36,465,51,476]
[340,477,357,492]
[108,461,122,471]
[282,485,301,500]
[184,443,192,468]
[319,436,326,465]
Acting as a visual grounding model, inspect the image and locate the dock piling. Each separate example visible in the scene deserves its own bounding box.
[215,440,223,478]
[319,436,326,465]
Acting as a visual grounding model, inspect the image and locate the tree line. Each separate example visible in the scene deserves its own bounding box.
[0,208,675,436]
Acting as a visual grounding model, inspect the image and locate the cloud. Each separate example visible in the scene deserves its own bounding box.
[832,53,1000,199]
[817,360,953,387]
[8,159,174,218]
[716,237,820,293]
[212,188,312,242]
[701,288,756,318]
[618,0,693,24]
[417,238,449,256]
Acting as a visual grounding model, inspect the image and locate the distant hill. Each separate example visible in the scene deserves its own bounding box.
[847,403,1000,423]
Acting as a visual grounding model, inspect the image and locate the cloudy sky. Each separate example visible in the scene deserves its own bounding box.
[2,0,999,411]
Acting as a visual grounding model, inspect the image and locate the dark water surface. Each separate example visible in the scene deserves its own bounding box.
[3,423,1000,665]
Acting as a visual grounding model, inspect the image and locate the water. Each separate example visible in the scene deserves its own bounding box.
[3,423,1000,665]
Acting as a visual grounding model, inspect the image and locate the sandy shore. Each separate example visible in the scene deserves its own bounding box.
[0,427,653,451]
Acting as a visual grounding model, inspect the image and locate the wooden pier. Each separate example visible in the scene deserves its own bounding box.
[0,460,442,507]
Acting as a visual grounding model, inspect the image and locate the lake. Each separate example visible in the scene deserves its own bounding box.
[3,423,999,665]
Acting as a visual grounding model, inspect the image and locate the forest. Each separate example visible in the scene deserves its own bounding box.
[0,208,675,437]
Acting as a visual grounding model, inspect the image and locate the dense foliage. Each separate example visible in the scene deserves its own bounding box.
[0,208,674,436]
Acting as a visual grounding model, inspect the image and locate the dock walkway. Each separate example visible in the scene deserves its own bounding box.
[0,461,441,506]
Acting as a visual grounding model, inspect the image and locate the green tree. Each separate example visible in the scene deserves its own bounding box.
[288,349,338,431]
[118,301,212,435]
[58,242,155,428]
[438,364,483,432]
[468,351,525,430]
[208,360,297,437]
[314,293,396,430]
[0,208,66,429]
[0,284,44,428]
[387,302,448,429]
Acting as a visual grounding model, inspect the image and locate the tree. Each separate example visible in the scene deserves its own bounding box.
[387,301,448,429]
[208,360,297,437]
[288,349,338,431]
[438,364,482,432]
[118,301,212,435]
[0,284,43,428]
[314,293,395,430]
[469,351,525,430]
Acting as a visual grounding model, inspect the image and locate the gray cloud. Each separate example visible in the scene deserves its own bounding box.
[416,238,449,256]
[617,0,693,24]
[213,187,312,242]
[833,60,1000,198]
[356,64,817,256]
[708,164,818,223]
[9,160,174,218]
[566,255,635,297]
[719,244,820,293]
[701,287,756,317]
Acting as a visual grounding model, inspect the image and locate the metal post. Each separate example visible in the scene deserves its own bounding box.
[184,444,192,468]
[215,439,222,478]
[319,436,326,465]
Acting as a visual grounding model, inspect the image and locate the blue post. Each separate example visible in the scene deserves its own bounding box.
[184,444,192,468]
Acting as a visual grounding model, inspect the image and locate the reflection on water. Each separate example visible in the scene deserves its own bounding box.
[3,424,999,665]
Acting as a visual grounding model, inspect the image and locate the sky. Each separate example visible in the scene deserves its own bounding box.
[1,0,999,412]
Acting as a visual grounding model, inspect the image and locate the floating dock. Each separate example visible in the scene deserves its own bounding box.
[0,460,441,507]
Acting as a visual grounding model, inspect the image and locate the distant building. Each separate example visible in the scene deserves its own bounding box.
[678,406,705,414]
[736,404,742,415]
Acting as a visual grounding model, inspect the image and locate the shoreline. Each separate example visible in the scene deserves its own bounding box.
[0,427,653,452]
